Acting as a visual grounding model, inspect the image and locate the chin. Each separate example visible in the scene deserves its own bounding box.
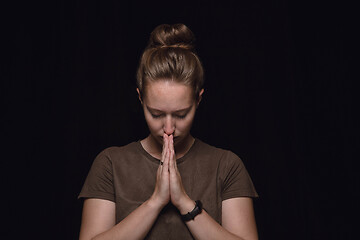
[156,135,181,144]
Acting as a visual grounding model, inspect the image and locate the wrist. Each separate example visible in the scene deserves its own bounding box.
[181,200,203,221]
[176,197,196,215]
[146,196,167,212]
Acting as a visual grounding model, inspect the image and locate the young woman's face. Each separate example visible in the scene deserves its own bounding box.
[140,80,200,148]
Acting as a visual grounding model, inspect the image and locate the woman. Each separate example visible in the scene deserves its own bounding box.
[79,23,258,240]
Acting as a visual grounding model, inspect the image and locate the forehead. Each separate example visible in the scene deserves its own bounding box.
[144,81,194,111]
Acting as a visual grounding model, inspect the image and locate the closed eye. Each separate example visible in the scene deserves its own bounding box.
[175,114,187,119]
[146,105,192,119]
[151,113,164,119]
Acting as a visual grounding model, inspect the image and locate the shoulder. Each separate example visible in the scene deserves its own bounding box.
[97,141,141,159]
[195,138,227,154]
[92,141,142,167]
[195,139,244,166]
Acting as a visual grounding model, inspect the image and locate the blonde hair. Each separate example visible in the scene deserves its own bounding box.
[136,24,204,100]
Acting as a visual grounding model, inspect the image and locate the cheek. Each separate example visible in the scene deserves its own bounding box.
[145,119,164,134]
[176,119,193,132]
[146,119,162,132]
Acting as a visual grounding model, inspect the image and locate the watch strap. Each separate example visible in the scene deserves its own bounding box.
[181,200,202,221]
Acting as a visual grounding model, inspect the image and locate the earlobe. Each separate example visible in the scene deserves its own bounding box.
[136,88,143,104]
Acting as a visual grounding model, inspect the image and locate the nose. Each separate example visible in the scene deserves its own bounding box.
[163,115,175,135]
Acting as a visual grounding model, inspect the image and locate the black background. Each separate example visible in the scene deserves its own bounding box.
[2,0,358,239]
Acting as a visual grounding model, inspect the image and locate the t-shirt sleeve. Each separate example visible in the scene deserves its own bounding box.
[221,151,259,201]
[78,149,115,202]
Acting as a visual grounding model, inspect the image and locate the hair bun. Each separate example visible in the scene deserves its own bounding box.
[148,24,195,50]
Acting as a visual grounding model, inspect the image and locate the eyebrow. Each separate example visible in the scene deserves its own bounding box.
[146,105,193,114]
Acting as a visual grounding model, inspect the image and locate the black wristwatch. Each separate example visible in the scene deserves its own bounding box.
[181,200,202,221]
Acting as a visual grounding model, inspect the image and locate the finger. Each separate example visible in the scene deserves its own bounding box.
[169,141,174,171]
[163,133,167,147]
[163,135,169,156]
[162,144,170,174]
[169,135,178,171]
[167,135,174,170]
[164,134,169,156]
[169,134,174,150]
[165,134,169,151]
[161,135,168,167]
[159,153,164,170]
[158,160,163,173]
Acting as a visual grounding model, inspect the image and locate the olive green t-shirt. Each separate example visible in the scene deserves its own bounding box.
[79,139,258,239]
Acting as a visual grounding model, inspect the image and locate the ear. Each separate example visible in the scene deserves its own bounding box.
[197,89,204,106]
[136,88,143,104]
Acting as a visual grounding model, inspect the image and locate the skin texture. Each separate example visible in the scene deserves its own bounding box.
[79,81,258,240]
